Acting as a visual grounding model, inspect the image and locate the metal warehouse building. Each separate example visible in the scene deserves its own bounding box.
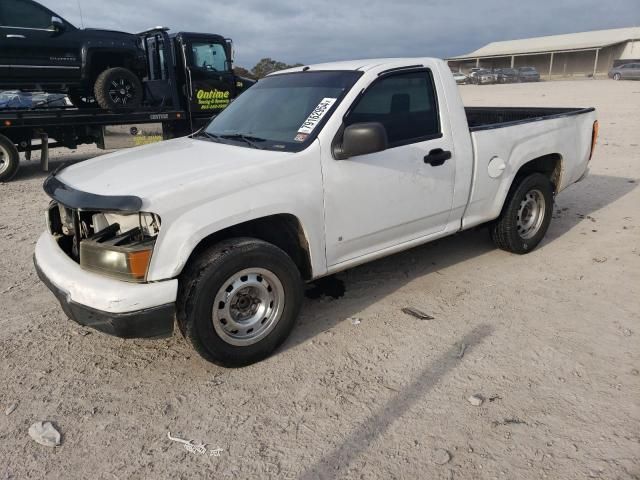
[447,27,640,79]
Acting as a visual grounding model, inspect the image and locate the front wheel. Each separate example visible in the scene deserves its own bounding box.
[0,134,19,182]
[94,67,143,111]
[613,73,621,81]
[177,238,303,367]
[490,173,554,254]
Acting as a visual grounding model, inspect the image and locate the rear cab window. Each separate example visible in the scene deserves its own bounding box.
[345,70,441,148]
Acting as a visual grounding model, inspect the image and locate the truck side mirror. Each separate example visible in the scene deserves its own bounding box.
[334,122,388,160]
[51,16,65,33]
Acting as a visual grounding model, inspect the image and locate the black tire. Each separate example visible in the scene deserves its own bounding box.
[613,73,621,81]
[177,238,304,367]
[490,173,554,254]
[93,67,143,111]
[0,134,19,183]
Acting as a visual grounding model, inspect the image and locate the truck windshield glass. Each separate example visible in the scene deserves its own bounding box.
[202,71,362,152]
[191,42,228,72]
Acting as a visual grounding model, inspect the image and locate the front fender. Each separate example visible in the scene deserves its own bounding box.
[145,144,326,281]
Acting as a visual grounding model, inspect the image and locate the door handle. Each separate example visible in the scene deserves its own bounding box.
[424,148,452,166]
[6,34,26,39]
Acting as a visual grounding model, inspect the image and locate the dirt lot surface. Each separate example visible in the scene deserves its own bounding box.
[1,80,639,479]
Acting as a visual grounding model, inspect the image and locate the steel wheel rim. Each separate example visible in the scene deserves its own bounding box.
[516,189,545,239]
[0,144,10,175]
[212,268,285,346]
[614,73,620,80]
[108,78,135,105]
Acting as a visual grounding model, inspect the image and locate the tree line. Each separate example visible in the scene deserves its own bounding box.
[234,58,304,79]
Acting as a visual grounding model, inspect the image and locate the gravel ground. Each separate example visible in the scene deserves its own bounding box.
[1,80,639,479]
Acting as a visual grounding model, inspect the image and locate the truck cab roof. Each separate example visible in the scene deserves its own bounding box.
[169,31,228,43]
[274,58,440,74]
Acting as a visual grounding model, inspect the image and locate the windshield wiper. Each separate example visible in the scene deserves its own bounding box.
[219,134,267,149]
[196,131,222,142]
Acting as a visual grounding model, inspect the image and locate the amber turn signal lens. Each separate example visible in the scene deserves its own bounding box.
[128,250,153,280]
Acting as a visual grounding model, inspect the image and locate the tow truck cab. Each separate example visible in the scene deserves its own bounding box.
[142,29,253,121]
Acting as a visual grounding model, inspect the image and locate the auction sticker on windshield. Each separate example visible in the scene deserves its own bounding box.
[295,98,337,141]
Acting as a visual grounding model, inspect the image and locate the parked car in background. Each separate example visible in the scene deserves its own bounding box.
[467,67,483,82]
[494,68,519,83]
[453,71,468,84]
[517,66,541,82]
[473,69,497,85]
[608,63,640,80]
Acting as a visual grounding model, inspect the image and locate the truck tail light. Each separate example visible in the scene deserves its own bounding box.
[589,120,599,161]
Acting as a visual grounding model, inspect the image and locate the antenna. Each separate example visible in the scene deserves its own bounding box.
[76,0,85,28]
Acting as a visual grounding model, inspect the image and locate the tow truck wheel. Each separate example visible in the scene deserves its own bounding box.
[490,173,554,254]
[94,67,143,111]
[177,238,303,367]
[0,135,19,183]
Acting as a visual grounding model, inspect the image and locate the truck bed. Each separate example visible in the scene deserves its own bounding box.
[465,107,595,131]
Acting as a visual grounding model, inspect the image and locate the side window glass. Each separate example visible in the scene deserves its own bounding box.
[191,42,228,72]
[345,70,440,147]
[0,0,53,29]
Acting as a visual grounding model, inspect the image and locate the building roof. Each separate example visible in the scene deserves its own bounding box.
[449,27,640,60]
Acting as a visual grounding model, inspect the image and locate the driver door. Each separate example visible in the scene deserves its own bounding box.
[185,38,236,115]
[322,69,456,267]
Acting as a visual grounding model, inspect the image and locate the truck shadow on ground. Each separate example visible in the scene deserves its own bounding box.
[284,174,636,352]
[297,323,494,479]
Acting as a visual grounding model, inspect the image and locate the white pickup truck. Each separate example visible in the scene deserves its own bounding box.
[35,58,598,366]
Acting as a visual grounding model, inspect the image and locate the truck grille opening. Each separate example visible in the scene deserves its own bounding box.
[47,202,159,263]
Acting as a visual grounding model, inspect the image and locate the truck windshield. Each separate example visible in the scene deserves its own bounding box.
[202,71,362,152]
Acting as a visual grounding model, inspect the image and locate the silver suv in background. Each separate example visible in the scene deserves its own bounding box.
[473,69,497,85]
[608,63,640,80]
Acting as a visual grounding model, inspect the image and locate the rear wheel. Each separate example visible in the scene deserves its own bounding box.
[613,73,621,81]
[94,67,143,111]
[490,173,554,254]
[177,238,303,367]
[0,134,19,183]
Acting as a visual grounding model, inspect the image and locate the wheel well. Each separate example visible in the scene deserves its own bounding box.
[185,214,313,280]
[514,153,562,192]
[89,52,137,81]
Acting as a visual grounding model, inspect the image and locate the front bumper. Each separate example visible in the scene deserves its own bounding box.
[34,233,178,338]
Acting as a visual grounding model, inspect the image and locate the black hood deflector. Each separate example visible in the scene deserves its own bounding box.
[43,175,142,212]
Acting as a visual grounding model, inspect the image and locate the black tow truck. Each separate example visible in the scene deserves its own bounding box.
[0,28,254,182]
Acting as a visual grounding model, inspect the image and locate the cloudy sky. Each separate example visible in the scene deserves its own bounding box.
[46,0,639,69]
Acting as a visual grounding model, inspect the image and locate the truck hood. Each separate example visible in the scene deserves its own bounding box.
[56,137,297,210]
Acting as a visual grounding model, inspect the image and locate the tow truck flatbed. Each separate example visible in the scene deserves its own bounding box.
[0,107,186,128]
